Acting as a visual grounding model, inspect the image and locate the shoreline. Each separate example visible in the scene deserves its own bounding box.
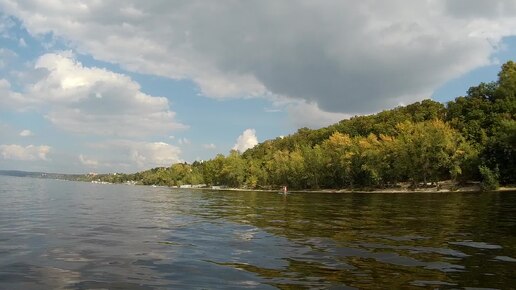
[21,175,512,194]
[181,185,516,194]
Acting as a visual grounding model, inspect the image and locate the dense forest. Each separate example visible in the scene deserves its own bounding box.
[90,62,516,191]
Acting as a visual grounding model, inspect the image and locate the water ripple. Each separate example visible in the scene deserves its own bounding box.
[1,176,515,289]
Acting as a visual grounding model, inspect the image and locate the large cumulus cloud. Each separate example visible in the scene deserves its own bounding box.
[232,129,258,152]
[4,52,185,137]
[2,0,516,114]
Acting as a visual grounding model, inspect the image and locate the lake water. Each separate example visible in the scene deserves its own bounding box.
[0,176,515,289]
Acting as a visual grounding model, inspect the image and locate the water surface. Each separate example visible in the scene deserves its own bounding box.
[1,176,515,289]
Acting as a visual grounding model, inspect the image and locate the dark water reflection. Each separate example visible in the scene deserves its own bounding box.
[0,176,515,289]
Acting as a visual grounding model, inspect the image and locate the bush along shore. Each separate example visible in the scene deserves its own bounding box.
[83,62,516,192]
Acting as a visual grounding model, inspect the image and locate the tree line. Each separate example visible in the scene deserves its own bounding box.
[89,62,515,190]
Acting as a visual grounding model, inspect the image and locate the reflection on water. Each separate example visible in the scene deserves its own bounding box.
[0,176,515,289]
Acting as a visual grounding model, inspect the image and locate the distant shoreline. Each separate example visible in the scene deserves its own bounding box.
[2,174,514,194]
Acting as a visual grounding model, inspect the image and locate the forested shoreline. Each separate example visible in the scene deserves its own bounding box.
[87,62,516,191]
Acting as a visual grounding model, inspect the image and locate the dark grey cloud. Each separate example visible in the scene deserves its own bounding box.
[2,0,516,114]
[445,0,516,19]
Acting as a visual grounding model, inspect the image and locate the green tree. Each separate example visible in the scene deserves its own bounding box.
[244,158,267,188]
[322,132,354,188]
[221,150,246,187]
[202,154,226,185]
[479,165,499,191]
[266,150,291,187]
[301,144,328,189]
[287,148,305,189]
[394,120,474,185]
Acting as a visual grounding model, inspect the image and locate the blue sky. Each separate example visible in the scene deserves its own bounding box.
[1,1,516,173]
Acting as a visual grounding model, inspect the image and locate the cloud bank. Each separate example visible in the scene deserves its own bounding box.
[87,140,182,170]
[2,0,516,114]
[0,144,51,161]
[31,53,184,137]
[78,154,99,167]
[2,52,184,137]
[0,52,186,171]
[112,141,182,169]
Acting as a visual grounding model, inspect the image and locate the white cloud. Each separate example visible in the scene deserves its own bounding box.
[232,129,258,152]
[5,52,185,137]
[90,140,182,170]
[203,143,216,149]
[19,129,33,137]
[78,154,99,167]
[0,51,190,172]
[127,141,182,168]
[178,137,191,145]
[0,144,50,161]
[2,1,516,114]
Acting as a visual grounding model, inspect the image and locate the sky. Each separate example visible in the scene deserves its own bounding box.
[1,1,516,174]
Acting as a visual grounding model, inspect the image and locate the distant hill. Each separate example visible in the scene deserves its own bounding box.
[0,170,44,177]
[0,170,83,180]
